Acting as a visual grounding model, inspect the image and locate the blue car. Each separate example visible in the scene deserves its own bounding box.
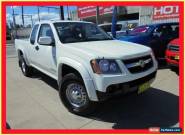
[118,23,179,59]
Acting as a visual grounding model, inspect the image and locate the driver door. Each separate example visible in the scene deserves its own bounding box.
[35,24,57,76]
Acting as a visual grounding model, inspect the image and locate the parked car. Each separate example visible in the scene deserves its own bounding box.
[99,20,138,38]
[118,23,179,59]
[15,20,158,115]
[166,38,179,69]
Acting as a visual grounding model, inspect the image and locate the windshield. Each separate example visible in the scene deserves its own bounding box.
[128,26,150,36]
[54,22,113,43]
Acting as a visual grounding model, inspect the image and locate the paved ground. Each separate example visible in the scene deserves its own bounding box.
[6,43,179,129]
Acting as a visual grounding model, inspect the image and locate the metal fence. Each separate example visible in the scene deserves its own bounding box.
[7,6,61,39]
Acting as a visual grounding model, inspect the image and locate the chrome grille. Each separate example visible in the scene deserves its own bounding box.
[169,45,179,52]
[123,55,153,74]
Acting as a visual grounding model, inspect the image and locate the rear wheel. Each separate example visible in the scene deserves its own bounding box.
[59,73,96,115]
[19,56,33,77]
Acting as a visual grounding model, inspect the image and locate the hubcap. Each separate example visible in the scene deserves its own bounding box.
[21,61,26,73]
[66,83,87,108]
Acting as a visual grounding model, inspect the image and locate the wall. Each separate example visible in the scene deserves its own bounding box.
[139,6,179,26]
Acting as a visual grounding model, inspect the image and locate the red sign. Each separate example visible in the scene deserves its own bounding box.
[153,6,179,20]
[78,6,113,18]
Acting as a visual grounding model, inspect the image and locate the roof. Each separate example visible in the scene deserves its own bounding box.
[34,20,93,25]
[133,22,179,29]
[147,22,179,27]
[170,38,179,45]
[98,22,124,26]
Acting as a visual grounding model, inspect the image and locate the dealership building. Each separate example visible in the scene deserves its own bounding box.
[77,6,179,26]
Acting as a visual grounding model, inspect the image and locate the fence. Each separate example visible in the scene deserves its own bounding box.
[7,6,61,39]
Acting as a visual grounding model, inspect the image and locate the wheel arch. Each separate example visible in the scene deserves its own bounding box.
[57,58,98,101]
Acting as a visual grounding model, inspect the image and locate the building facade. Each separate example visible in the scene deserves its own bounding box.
[77,6,179,26]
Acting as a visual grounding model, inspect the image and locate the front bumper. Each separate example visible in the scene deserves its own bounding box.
[166,50,179,66]
[93,57,158,93]
[96,71,157,100]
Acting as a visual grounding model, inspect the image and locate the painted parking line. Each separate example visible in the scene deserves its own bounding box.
[6,44,14,46]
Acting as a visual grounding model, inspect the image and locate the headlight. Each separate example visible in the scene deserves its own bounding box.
[99,59,109,72]
[91,59,121,74]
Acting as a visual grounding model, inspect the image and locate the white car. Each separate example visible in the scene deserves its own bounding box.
[99,20,138,38]
[15,20,158,115]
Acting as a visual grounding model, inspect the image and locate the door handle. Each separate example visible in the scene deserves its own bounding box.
[35,46,39,51]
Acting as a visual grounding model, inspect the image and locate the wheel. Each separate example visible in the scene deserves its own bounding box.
[19,56,33,77]
[170,65,179,75]
[59,73,96,115]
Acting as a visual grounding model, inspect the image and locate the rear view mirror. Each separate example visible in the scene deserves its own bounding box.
[153,28,161,37]
[38,36,54,46]
[153,32,161,37]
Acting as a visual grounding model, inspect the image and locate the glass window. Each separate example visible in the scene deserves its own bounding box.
[129,26,150,35]
[100,25,112,33]
[38,24,54,39]
[116,24,122,31]
[30,24,39,45]
[100,24,122,32]
[170,24,179,38]
[155,24,179,38]
[54,22,112,44]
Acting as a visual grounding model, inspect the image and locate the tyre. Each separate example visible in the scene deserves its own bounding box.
[170,65,179,75]
[59,73,96,115]
[19,56,33,77]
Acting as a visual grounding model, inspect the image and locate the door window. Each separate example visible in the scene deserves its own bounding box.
[38,24,54,44]
[30,24,39,45]
[154,24,179,38]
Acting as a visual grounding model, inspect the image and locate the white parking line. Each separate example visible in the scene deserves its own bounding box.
[6,44,14,46]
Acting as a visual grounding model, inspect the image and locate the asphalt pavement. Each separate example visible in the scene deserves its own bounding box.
[6,43,179,129]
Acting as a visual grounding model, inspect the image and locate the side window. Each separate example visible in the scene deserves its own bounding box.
[100,25,112,33]
[38,24,54,44]
[153,26,165,37]
[116,24,122,31]
[170,24,179,38]
[30,24,39,45]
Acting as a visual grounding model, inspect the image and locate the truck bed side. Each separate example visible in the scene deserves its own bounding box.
[15,39,31,65]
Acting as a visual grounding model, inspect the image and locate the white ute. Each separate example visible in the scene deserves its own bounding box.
[15,20,158,115]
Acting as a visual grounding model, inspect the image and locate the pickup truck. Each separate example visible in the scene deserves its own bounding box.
[15,20,158,115]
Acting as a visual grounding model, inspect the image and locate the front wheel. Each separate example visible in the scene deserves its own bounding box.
[59,73,96,115]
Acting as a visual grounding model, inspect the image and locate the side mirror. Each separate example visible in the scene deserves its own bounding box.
[153,32,161,37]
[38,36,54,46]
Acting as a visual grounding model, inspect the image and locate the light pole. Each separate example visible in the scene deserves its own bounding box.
[12,6,17,38]
[96,6,99,24]
[60,6,64,20]
[21,6,24,27]
[37,6,40,21]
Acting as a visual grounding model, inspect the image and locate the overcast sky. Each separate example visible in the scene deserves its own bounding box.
[6,6,77,27]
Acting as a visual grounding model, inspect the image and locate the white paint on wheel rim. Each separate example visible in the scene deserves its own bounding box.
[21,61,26,73]
[66,83,88,108]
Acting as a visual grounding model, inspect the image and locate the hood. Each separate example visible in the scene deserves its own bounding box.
[169,38,179,45]
[64,40,151,59]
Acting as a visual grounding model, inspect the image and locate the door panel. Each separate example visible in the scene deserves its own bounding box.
[35,24,57,76]
[27,24,40,66]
